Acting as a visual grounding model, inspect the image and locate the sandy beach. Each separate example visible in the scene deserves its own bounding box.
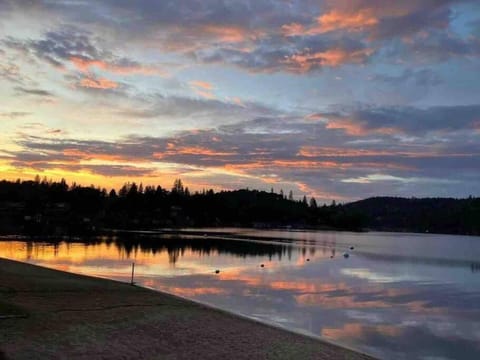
[0,258,375,359]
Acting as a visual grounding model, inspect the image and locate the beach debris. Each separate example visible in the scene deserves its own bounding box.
[343,253,350,258]
[330,255,334,259]
[215,269,220,274]
[260,264,265,268]
[306,258,310,262]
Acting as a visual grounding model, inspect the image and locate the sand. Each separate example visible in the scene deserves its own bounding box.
[0,258,375,360]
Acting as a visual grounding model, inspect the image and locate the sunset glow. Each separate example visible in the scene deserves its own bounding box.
[1,1,479,201]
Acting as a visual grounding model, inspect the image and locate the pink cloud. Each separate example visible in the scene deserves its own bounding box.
[79,77,118,89]
[283,10,378,36]
[70,57,162,76]
[284,48,374,72]
[190,80,216,99]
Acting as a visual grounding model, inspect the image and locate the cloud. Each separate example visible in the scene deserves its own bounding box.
[196,35,375,73]
[6,104,480,200]
[0,62,24,84]
[373,69,442,87]
[0,112,31,119]
[79,77,119,90]
[4,26,165,77]
[114,94,280,129]
[284,47,374,73]
[311,104,480,136]
[2,0,475,74]
[283,10,378,36]
[69,57,162,76]
[190,81,216,99]
[14,86,54,97]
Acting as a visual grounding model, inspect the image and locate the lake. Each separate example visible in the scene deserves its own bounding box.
[1,229,480,359]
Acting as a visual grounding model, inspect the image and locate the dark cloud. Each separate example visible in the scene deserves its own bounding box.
[0,111,31,118]
[114,94,281,128]
[387,31,480,63]
[317,104,480,136]
[370,3,452,40]
[4,26,161,78]
[196,35,373,73]
[1,0,474,73]
[14,86,54,97]
[0,61,26,84]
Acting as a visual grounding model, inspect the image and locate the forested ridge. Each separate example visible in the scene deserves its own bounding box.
[0,178,478,235]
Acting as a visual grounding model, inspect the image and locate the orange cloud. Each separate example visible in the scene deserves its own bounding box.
[283,10,377,37]
[190,81,214,90]
[202,25,263,43]
[298,146,386,157]
[190,80,216,99]
[70,57,160,75]
[295,182,347,201]
[154,146,237,158]
[325,117,399,136]
[231,97,245,107]
[297,146,471,159]
[62,149,140,163]
[284,48,374,72]
[223,159,411,175]
[281,22,306,37]
[79,77,118,89]
[314,10,378,34]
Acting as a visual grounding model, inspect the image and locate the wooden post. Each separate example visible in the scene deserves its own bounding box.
[130,262,135,285]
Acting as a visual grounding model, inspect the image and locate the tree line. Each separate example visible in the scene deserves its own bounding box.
[0,178,478,235]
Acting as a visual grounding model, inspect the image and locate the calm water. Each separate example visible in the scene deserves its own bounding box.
[1,229,480,359]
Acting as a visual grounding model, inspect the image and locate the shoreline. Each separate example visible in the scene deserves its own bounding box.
[0,257,376,359]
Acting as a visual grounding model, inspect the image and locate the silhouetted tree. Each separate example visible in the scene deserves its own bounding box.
[288,190,294,201]
[172,179,184,195]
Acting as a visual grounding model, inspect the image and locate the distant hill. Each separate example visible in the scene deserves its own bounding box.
[345,197,480,235]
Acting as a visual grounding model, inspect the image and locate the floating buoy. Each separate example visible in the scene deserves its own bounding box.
[343,253,349,258]
[215,269,220,274]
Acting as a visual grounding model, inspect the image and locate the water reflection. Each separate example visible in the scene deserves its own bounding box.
[1,230,480,360]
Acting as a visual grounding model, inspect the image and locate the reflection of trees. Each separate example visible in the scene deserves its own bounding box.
[109,235,298,264]
[11,234,318,265]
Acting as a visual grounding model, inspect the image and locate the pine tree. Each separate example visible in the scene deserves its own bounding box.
[288,190,294,201]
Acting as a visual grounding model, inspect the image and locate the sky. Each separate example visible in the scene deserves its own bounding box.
[1,0,479,203]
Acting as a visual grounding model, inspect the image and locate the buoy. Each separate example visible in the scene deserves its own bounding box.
[343,253,349,258]
[350,246,355,250]
[215,269,220,274]
[260,264,265,268]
